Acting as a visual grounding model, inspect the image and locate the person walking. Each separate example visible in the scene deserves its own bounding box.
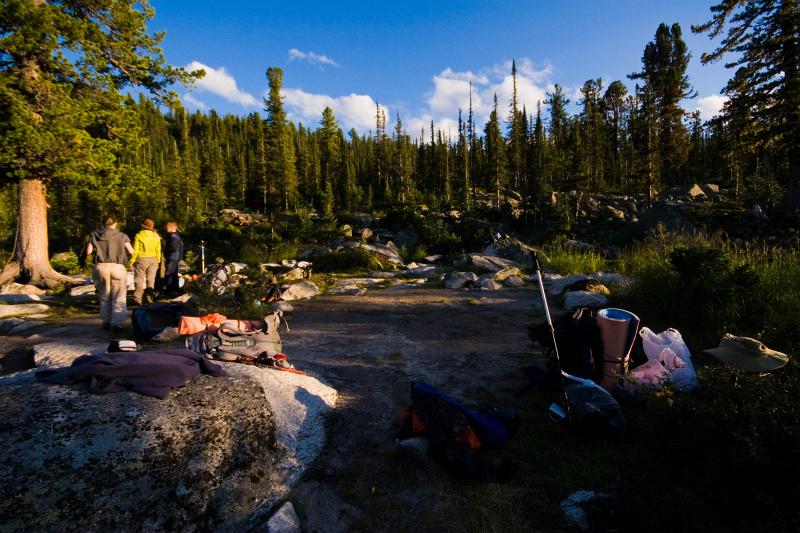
[130,218,162,305]
[85,216,134,331]
[162,221,184,297]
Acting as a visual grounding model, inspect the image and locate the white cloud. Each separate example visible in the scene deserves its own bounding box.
[410,58,552,141]
[288,48,339,67]
[282,88,388,132]
[184,61,259,108]
[182,92,206,111]
[695,94,728,119]
[276,57,554,140]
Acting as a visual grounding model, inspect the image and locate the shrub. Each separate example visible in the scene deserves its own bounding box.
[399,244,428,264]
[313,247,382,273]
[541,242,607,274]
[50,250,82,275]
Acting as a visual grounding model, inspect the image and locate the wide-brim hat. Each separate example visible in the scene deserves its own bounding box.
[704,334,789,372]
[141,218,155,231]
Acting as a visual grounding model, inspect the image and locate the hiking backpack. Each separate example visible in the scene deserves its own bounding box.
[185,311,284,362]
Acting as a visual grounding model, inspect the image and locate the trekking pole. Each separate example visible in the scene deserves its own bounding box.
[200,240,206,274]
[531,251,572,423]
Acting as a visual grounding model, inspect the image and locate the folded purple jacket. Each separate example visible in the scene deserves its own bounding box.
[35,348,227,399]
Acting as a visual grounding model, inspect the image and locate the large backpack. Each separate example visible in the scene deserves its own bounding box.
[185,311,284,362]
[528,307,604,381]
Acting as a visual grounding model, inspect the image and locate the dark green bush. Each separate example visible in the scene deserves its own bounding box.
[313,247,382,273]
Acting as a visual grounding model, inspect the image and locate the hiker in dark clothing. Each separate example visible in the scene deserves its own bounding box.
[85,215,134,331]
[162,221,184,296]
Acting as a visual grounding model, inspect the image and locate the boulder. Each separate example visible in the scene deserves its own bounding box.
[701,183,720,195]
[34,341,108,368]
[493,266,522,282]
[0,282,46,296]
[467,254,521,273]
[0,318,46,335]
[504,275,526,288]
[402,265,439,278]
[563,240,595,253]
[359,243,403,265]
[475,276,502,290]
[605,205,626,220]
[267,501,301,533]
[0,293,51,303]
[327,283,367,296]
[547,274,591,295]
[0,359,336,532]
[442,271,469,290]
[687,184,706,199]
[482,237,536,267]
[339,224,353,238]
[70,284,96,297]
[280,281,320,301]
[282,268,306,281]
[563,291,609,310]
[424,255,442,263]
[0,303,50,318]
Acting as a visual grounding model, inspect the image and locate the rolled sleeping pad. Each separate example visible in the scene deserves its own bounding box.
[596,308,640,390]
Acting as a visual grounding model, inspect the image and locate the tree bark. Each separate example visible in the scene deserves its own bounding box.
[0,178,81,288]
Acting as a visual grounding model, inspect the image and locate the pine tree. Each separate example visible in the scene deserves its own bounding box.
[485,94,507,206]
[507,60,525,192]
[630,23,695,186]
[0,0,197,286]
[694,0,800,212]
[602,81,630,189]
[264,67,297,212]
[319,106,341,210]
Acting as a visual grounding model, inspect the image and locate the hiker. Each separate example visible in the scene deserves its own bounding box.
[130,218,162,306]
[85,215,134,331]
[162,221,184,297]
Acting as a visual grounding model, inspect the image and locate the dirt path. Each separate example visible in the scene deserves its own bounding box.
[281,287,544,532]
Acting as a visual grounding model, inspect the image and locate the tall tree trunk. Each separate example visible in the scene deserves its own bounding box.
[0,178,80,287]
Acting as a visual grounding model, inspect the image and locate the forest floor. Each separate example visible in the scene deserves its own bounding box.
[279,287,557,532]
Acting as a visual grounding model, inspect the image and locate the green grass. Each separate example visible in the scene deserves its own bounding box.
[541,242,607,274]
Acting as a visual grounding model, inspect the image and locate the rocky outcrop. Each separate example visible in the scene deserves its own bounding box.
[0,303,50,318]
[280,281,321,301]
[0,346,336,532]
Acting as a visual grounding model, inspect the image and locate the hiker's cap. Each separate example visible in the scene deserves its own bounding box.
[141,218,155,231]
[704,333,789,372]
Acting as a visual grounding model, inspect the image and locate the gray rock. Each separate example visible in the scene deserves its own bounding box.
[493,266,522,282]
[424,254,442,263]
[687,184,706,198]
[547,274,590,295]
[563,240,595,252]
[442,271,469,289]
[468,254,521,273]
[0,359,337,533]
[360,243,404,265]
[482,237,536,267]
[701,183,720,195]
[563,291,609,310]
[271,301,294,314]
[282,268,306,281]
[0,303,50,318]
[605,205,626,220]
[402,265,438,278]
[504,275,526,287]
[475,276,502,290]
[327,283,367,296]
[0,293,52,303]
[366,271,398,279]
[0,282,46,296]
[34,341,108,368]
[267,501,301,533]
[70,284,96,297]
[280,281,321,301]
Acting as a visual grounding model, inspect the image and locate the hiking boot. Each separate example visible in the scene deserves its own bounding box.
[111,325,126,334]
[102,322,111,331]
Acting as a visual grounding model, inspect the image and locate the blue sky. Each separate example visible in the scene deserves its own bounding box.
[151,0,732,137]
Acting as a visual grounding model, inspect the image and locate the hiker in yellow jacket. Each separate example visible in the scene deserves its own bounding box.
[130,218,163,305]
